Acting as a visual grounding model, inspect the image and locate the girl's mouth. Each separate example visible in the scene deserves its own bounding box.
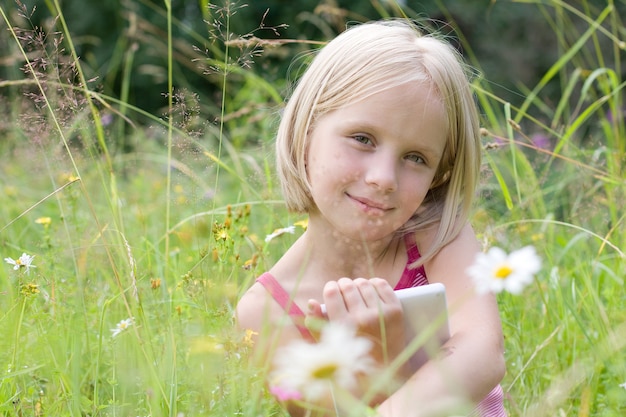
[347,194,392,215]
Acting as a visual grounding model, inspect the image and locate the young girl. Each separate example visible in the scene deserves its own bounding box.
[237,20,506,417]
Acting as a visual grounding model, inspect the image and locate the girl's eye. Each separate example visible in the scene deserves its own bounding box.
[405,154,426,164]
[353,135,372,145]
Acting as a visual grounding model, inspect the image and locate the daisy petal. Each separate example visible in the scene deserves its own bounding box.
[467,246,542,295]
[269,323,374,401]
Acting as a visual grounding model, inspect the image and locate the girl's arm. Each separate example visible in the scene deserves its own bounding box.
[376,224,506,416]
[237,283,348,417]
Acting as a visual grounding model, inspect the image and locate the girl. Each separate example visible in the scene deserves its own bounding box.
[237,20,506,416]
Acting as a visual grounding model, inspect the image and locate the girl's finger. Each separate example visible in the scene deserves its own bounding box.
[304,299,328,340]
[306,299,326,319]
[336,277,366,311]
[370,277,400,305]
[322,280,349,317]
[354,278,382,309]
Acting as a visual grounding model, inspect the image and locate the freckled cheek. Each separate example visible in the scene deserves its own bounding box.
[310,155,362,185]
[400,177,432,209]
[334,154,364,181]
[310,167,361,208]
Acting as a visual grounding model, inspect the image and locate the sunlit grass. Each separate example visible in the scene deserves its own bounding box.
[1,0,625,416]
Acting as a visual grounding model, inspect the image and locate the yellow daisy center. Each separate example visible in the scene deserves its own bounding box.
[494,264,513,279]
[312,363,338,380]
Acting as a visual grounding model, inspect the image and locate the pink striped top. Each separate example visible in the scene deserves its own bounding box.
[257,234,507,416]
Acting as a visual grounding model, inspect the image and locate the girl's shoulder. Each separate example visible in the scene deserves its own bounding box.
[236,240,313,341]
[235,280,273,333]
[418,223,481,286]
[236,267,299,325]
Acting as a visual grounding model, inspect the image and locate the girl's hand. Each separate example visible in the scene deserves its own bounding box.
[307,278,408,405]
[321,278,406,367]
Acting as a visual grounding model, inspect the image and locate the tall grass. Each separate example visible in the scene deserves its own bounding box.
[0,0,624,416]
[471,1,625,415]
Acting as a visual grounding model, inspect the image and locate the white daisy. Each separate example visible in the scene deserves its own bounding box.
[467,246,542,295]
[111,318,134,338]
[4,253,37,274]
[264,226,296,243]
[269,322,375,401]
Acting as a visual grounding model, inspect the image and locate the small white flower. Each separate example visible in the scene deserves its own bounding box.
[111,318,134,338]
[269,322,375,401]
[264,226,296,243]
[4,253,37,274]
[467,246,542,295]
[619,382,626,390]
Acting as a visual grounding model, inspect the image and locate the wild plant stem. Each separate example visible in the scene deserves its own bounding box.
[164,0,174,279]
[504,103,522,205]
[11,296,27,370]
[213,2,232,229]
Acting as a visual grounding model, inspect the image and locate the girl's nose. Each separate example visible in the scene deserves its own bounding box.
[364,154,398,192]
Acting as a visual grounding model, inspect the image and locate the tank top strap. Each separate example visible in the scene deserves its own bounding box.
[395,233,429,290]
[256,272,315,342]
[469,384,508,416]
[404,232,422,264]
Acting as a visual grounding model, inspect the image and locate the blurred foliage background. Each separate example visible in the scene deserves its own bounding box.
[0,2,624,415]
[3,0,624,134]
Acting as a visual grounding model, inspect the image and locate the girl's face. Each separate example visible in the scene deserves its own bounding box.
[306,82,448,242]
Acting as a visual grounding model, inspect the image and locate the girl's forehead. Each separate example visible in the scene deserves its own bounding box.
[325,73,436,101]
[317,81,442,115]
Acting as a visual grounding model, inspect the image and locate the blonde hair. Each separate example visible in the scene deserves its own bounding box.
[275,20,482,264]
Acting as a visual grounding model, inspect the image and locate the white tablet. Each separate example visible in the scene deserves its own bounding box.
[321,283,450,371]
[396,283,450,371]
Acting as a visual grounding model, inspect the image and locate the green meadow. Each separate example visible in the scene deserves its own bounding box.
[0,0,624,415]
